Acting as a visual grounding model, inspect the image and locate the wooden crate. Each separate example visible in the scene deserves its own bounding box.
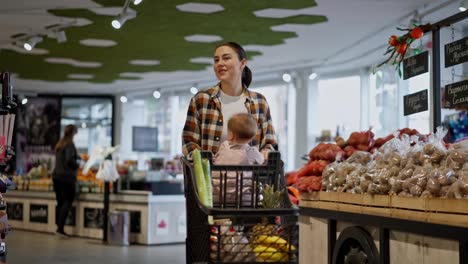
[300,191,468,228]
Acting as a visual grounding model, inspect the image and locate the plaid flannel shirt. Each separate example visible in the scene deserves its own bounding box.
[182,84,277,155]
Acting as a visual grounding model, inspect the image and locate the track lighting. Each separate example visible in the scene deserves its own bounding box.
[460,0,468,11]
[112,10,136,29]
[153,91,161,99]
[282,73,291,83]
[23,36,43,51]
[309,72,318,80]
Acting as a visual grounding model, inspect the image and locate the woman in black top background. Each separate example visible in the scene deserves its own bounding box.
[52,124,79,237]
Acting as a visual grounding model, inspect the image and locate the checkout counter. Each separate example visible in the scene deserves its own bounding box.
[6,171,185,245]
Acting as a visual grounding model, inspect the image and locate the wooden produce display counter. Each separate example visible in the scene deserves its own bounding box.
[299,192,468,264]
[5,190,186,245]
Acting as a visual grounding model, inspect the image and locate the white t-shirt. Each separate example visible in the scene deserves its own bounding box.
[219,90,248,142]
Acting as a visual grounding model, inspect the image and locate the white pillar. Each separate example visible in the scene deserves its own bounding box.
[113,95,122,146]
[293,70,311,170]
[287,82,296,171]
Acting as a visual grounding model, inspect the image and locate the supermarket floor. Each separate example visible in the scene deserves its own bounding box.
[6,230,185,263]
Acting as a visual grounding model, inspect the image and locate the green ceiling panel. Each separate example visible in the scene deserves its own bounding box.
[0,0,327,83]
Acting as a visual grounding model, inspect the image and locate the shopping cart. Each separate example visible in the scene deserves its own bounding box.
[183,151,299,264]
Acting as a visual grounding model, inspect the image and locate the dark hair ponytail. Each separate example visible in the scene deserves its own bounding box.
[215,41,252,88]
[242,66,252,88]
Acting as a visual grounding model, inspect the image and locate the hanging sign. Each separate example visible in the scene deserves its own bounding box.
[445,36,468,67]
[404,90,428,116]
[403,51,429,80]
[444,80,468,108]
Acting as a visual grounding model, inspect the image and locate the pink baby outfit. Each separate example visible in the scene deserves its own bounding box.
[212,141,264,207]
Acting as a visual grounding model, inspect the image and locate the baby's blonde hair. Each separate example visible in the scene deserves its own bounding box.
[228,113,257,140]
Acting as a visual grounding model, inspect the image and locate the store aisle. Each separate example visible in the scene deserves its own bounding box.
[7,230,185,264]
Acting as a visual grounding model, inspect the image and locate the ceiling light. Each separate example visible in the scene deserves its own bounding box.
[21,98,28,105]
[309,72,318,80]
[81,122,87,129]
[120,95,128,103]
[190,87,198,94]
[112,10,136,29]
[282,73,291,83]
[23,36,43,51]
[133,0,143,5]
[153,91,161,99]
[55,30,67,43]
[460,0,468,11]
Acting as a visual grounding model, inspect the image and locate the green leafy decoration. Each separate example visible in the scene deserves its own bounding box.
[0,0,327,83]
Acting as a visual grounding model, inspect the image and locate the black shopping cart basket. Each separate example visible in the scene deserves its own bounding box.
[183,151,299,264]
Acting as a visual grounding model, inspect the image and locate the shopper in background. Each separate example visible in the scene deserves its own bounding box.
[182,41,277,159]
[52,124,79,237]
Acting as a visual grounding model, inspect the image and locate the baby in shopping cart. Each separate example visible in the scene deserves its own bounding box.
[213,113,265,207]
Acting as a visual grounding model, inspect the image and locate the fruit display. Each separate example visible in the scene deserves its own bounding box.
[309,143,344,162]
[286,127,464,198]
[322,129,468,199]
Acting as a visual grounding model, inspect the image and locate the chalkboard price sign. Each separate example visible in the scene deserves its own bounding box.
[403,51,428,80]
[444,80,468,108]
[84,208,104,229]
[404,90,428,116]
[7,202,23,221]
[30,204,48,223]
[445,36,468,67]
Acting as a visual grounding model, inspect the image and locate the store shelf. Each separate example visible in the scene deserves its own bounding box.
[300,192,468,228]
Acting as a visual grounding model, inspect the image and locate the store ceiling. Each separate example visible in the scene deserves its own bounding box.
[0,0,460,95]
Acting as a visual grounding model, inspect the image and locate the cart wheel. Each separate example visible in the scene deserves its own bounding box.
[332,226,379,264]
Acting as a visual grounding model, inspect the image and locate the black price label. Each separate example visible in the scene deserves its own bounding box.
[404,90,428,116]
[130,211,141,233]
[444,80,468,108]
[30,204,48,223]
[445,36,468,67]
[84,208,104,229]
[403,51,429,80]
[7,202,23,221]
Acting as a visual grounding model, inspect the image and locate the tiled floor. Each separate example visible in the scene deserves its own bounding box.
[6,230,185,264]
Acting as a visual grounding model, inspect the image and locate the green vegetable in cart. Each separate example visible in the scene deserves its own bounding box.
[202,158,213,207]
[192,149,208,206]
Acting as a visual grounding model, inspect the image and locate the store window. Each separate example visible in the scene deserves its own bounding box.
[250,84,290,168]
[406,72,431,134]
[439,24,467,143]
[121,85,291,167]
[369,70,399,137]
[61,97,113,154]
[317,76,361,139]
